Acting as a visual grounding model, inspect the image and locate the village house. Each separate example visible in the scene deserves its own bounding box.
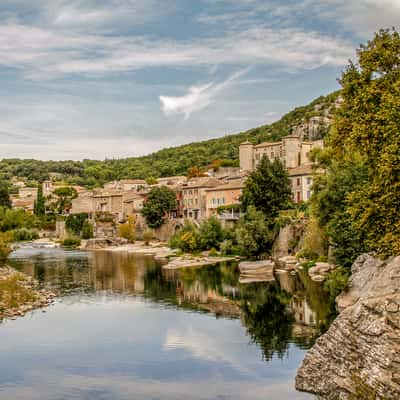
[239,136,323,172]
[288,165,315,203]
[11,187,38,213]
[104,179,147,192]
[181,177,222,220]
[205,181,245,220]
[155,176,187,187]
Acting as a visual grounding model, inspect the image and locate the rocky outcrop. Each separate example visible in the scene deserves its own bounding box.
[295,254,400,399]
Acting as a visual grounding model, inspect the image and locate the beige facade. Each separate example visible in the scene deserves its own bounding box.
[122,192,146,218]
[288,165,314,203]
[239,136,323,172]
[182,177,222,220]
[104,180,147,192]
[205,182,244,218]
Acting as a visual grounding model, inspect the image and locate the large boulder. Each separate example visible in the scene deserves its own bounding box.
[295,254,400,399]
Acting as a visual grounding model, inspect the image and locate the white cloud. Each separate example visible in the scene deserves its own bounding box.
[0,23,353,79]
[159,68,249,119]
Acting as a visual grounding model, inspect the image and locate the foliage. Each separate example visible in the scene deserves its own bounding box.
[141,186,177,229]
[65,213,88,236]
[145,176,158,185]
[143,230,154,246]
[187,166,206,179]
[0,207,39,232]
[34,184,45,216]
[0,239,11,264]
[169,220,200,252]
[235,206,275,257]
[118,217,136,243]
[241,156,292,220]
[0,92,338,186]
[299,218,328,260]
[198,215,224,250]
[219,239,240,256]
[12,228,39,242]
[52,187,77,214]
[81,220,94,240]
[0,181,11,208]
[217,204,241,214]
[61,236,81,248]
[314,29,400,260]
[95,212,115,223]
[323,267,350,302]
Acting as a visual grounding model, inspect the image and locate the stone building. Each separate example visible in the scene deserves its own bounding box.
[181,177,222,220]
[239,136,323,172]
[103,179,147,192]
[205,181,245,219]
[288,165,314,203]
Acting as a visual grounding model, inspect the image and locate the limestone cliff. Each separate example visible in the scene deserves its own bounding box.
[295,253,400,400]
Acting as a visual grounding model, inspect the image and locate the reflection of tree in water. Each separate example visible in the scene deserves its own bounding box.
[240,282,294,361]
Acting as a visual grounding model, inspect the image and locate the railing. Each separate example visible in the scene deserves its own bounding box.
[219,211,243,221]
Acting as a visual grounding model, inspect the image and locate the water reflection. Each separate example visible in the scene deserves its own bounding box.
[9,248,334,361]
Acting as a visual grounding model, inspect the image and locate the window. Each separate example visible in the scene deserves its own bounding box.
[307,191,311,200]
[195,198,198,205]
[255,153,260,160]
[194,189,198,195]
[297,178,301,186]
[307,177,312,185]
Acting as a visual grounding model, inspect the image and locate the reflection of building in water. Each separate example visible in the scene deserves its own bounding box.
[290,297,316,326]
[176,280,241,318]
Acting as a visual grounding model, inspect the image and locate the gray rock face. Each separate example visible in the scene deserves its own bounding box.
[295,254,400,399]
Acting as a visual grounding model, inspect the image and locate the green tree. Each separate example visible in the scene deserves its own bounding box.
[145,176,158,186]
[34,184,46,216]
[316,28,400,258]
[141,186,177,229]
[169,220,200,252]
[81,219,94,240]
[118,216,136,243]
[65,213,88,236]
[241,156,292,219]
[198,215,224,250]
[53,187,78,215]
[0,181,11,208]
[235,206,274,257]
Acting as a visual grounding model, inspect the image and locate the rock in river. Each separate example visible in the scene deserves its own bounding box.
[295,253,400,400]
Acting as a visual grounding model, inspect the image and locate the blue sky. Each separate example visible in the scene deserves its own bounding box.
[0,0,399,160]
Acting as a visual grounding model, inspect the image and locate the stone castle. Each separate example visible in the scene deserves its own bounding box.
[239,136,324,172]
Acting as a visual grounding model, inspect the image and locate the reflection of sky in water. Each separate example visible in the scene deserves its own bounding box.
[2,249,314,400]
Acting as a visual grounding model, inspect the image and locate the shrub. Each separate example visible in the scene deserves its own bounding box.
[169,221,199,252]
[198,216,224,250]
[143,230,154,246]
[81,220,94,239]
[62,236,81,248]
[0,239,11,264]
[66,213,88,236]
[209,248,219,257]
[12,228,39,242]
[324,267,350,301]
[119,221,136,243]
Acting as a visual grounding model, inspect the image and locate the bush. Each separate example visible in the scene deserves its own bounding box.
[143,230,154,246]
[0,239,11,264]
[119,220,136,243]
[81,220,94,240]
[66,213,88,236]
[12,228,39,242]
[198,216,224,250]
[324,267,350,301]
[62,236,81,248]
[169,221,199,252]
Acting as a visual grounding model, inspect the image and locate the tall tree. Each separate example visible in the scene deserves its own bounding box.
[34,184,46,216]
[241,156,292,219]
[320,28,400,258]
[141,186,177,229]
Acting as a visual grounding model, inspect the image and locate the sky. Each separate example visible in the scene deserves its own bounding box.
[0,0,399,160]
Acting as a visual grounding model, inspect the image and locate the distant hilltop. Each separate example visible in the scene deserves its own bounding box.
[0,91,340,187]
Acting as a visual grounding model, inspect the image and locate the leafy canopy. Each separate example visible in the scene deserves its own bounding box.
[241,156,292,220]
[141,186,177,229]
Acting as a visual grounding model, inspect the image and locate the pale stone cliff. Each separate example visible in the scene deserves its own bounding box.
[295,253,400,399]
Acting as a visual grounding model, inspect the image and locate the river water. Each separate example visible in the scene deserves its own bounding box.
[0,248,334,400]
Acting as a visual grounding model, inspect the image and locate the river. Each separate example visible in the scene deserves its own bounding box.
[0,248,335,400]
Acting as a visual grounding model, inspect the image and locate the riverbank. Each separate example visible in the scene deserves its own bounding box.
[0,265,55,321]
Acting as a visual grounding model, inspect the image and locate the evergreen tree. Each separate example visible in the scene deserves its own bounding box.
[34,184,46,216]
